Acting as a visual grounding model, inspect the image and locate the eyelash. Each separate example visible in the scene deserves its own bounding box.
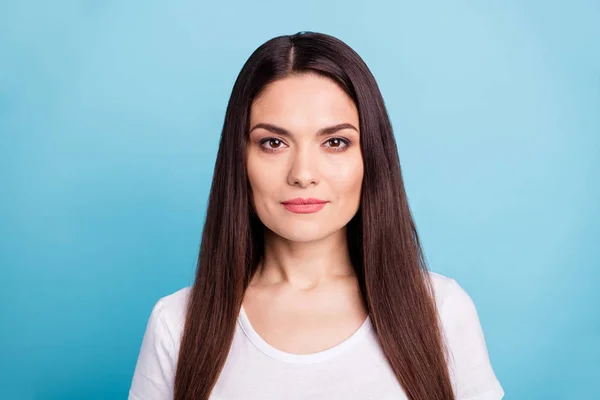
[258,137,351,153]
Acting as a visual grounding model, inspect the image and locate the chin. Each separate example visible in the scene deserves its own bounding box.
[282,232,326,243]
[272,221,342,243]
[275,225,321,242]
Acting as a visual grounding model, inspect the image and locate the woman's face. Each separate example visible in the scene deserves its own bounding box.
[246,73,364,242]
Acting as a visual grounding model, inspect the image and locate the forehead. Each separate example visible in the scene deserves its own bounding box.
[250,73,359,127]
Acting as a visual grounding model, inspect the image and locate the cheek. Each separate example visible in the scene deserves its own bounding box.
[247,156,280,205]
[325,160,364,199]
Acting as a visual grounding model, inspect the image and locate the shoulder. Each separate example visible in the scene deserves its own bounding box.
[427,271,505,399]
[154,285,192,316]
[427,271,485,341]
[129,287,192,398]
[150,286,192,346]
[427,270,471,314]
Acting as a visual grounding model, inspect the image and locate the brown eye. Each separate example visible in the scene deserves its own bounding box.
[328,138,342,147]
[324,137,350,151]
[259,137,287,153]
[268,139,283,148]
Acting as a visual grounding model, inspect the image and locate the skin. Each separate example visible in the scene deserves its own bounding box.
[243,72,368,354]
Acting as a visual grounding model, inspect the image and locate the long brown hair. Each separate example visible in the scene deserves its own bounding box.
[174,31,454,400]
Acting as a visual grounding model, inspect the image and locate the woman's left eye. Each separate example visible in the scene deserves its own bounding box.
[324,138,350,151]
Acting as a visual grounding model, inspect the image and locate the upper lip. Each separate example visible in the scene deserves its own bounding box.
[281,198,328,205]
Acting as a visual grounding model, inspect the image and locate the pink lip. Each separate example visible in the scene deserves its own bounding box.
[282,198,327,205]
[281,198,328,214]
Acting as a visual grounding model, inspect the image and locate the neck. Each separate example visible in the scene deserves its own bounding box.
[251,227,356,290]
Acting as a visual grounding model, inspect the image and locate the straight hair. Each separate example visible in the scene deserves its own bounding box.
[174,31,455,400]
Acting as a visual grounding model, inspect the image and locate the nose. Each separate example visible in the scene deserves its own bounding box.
[287,145,318,188]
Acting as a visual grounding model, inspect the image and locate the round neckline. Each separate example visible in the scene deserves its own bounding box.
[237,305,373,364]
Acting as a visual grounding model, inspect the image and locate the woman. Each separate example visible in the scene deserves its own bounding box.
[128,31,504,400]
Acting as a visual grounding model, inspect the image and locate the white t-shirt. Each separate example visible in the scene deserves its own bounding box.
[128,271,504,400]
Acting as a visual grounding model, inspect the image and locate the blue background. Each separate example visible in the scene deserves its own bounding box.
[1,1,598,399]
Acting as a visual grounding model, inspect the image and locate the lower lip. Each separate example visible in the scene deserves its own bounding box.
[282,202,327,214]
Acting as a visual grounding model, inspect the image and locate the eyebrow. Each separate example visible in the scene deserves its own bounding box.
[248,122,359,137]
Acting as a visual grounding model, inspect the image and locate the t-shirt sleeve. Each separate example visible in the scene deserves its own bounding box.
[439,279,505,400]
[128,300,177,400]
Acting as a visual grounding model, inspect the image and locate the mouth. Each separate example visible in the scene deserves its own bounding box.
[281,198,328,214]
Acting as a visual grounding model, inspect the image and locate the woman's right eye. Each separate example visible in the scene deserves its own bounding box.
[259,138,286,153]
